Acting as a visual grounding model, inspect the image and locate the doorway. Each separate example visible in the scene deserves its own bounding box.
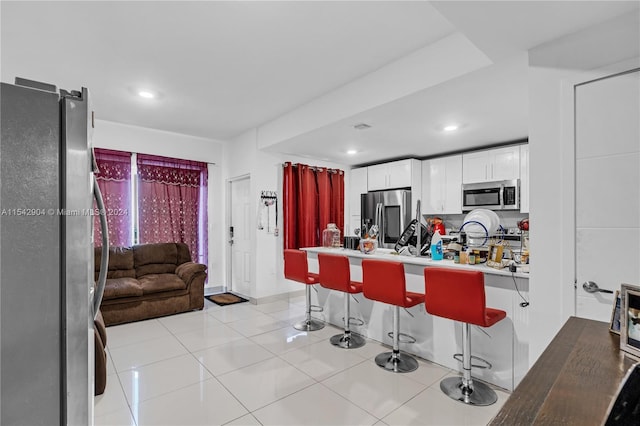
[227,175,252,296]
[575,68,640,320]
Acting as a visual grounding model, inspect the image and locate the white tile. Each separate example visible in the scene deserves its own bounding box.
[110,335,188,372]
[292,322,341,342]
[280,340,367,381]
[94,378,130,418]
[343,338,390,361]
[403,359,451,387]
[107,319,171,349]
[253,299,294,314]
[132,378,248,426]
[193,338,275,376]
[322,360,427,419]
[94,408,136,426]
[157,309,223,334]
[249,326,321,355]
[174,323,245,352]
[119,354,212,404]
[223,414,262,426]
[253,383,378,426]
[227,313,289,337]
[208,304,265,323]
[267,305,306,321]
[217,357,316,411]
[382,385,509,426]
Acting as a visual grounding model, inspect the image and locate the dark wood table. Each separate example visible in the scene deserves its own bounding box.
[491,316,637,425]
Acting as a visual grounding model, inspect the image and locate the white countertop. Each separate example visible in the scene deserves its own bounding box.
[302,246,530,279]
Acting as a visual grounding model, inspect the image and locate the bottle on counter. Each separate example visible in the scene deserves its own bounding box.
[431,231,443,261]
[322,223,341,248]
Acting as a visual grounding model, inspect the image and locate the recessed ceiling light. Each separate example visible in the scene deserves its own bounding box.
[347,149,357,155]
[443,124,459,132]
[138,90,155,99]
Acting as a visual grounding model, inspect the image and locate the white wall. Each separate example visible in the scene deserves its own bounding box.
[225,129,350,300]
[93,119,226,287]
[527,12,639,362]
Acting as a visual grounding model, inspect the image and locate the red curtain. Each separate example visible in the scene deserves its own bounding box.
[93,149,132,247]
[283,162,344,250]
[137,154,208,264]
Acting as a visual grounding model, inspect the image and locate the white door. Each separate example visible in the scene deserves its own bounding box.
[229,176,252,296]
[575,69,640,320]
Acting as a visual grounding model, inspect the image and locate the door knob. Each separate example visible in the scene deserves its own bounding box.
[582,281,614,294]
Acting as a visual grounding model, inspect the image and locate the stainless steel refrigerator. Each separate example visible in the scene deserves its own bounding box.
[361,189,412,249]
[1,78,109,425]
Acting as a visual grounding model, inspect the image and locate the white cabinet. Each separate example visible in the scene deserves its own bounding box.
[421,155,462,215]
[462,146,520,183]
[367,159,413,191]
[520,144,529,213]
[348,168,368,235]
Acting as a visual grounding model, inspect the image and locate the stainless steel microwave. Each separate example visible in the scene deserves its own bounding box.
[462,179,520,211]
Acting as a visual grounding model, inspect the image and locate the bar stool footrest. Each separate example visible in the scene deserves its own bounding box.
[453,354,492,370]
[387,331,417,344]
[310,305,323,313]
[341,316,364,327]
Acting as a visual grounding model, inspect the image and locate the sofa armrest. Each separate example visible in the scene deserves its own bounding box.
[176,262,207,286]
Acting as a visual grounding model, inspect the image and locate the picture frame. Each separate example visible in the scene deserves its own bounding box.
[620,283,640,358]
[609,290,621,334]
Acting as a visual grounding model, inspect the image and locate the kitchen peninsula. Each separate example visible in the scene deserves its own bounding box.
[303,247,530,391]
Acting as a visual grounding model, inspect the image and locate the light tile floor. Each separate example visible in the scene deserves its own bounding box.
[95,296,509,426]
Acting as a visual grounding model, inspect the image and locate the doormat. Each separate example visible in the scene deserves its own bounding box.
[205,293,249,306]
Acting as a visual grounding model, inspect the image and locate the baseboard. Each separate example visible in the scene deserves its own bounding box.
[204,285,226,296]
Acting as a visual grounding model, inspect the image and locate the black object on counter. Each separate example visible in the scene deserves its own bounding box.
[344,236,359,250]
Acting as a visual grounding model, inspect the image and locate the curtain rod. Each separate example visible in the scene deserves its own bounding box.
[283,162,344,174]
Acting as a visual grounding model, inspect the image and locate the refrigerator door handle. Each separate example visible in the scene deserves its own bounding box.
[93,174,109,319]
[375,202,383,246]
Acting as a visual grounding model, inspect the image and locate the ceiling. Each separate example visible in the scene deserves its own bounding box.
[2,1,639,165]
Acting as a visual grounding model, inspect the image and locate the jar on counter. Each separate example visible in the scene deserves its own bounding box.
[322,223,341,248]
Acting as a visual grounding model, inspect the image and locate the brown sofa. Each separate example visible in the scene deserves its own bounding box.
[96,242,207,326]
[95,310,107,395]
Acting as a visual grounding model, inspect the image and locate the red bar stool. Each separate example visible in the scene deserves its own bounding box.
[424,267,506,406]
[361,259,425,373]
[318,253,366,349]
[284,249,325,331]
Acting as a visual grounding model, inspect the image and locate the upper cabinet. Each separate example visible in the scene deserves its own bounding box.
[520,144,529,213]
[348,167,368,235]
[367,159,414,191]
[462,146,520,183]
[421,155,463,215]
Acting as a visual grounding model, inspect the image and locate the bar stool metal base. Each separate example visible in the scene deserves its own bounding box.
[375,351,419,373]
[293,318,325,331]
[439,376,498,406]
[330,332,365,349]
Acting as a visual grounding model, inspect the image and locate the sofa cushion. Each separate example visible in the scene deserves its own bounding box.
[103,277,143,300]
[139,274,187,295]
[176,243,192,265]
[95,247,136,281]
[133,243,178,277]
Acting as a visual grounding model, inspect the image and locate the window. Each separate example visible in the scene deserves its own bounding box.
[93,149,208,266]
